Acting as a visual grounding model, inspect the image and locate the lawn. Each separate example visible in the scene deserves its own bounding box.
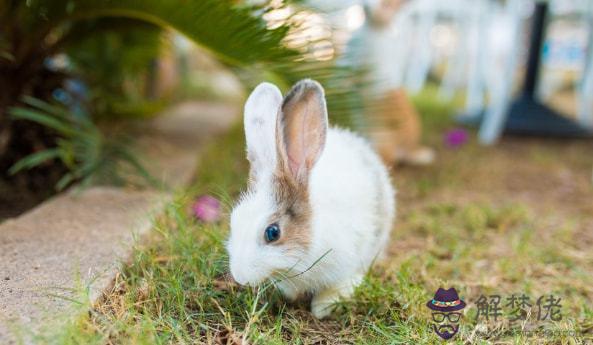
[38,91,593,344]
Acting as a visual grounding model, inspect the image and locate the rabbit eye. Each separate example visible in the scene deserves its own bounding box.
[264,223,281,243]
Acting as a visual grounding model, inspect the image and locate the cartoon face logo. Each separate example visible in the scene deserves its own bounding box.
[426,287,466,340]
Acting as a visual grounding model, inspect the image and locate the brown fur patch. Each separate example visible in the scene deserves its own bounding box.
[264,80,328,251]
[266,172,312,250]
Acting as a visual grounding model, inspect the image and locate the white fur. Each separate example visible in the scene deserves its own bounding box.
[243,82,282,178]
[228,81,396,318]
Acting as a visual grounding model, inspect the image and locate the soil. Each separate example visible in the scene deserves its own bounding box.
[393,132,593,247]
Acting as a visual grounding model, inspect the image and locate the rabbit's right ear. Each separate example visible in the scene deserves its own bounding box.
[244,82,283,180]
[277,79,328,185]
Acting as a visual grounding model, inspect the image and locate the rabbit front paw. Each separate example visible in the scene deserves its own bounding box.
[310,275,363,319]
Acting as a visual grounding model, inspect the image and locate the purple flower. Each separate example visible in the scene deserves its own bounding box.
[192,195,221,223]
[444,128,468,148]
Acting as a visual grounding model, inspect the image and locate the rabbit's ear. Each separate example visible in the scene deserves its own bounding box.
[277,79,328,184]
[244,82,283,179]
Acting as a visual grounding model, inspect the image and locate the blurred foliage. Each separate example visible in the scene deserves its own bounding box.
[9,97,160,190]
[65,18,164,120]
[2,0,366,123]
[0,0,367,194]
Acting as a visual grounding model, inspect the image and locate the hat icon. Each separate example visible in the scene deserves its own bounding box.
[426,287,466,312]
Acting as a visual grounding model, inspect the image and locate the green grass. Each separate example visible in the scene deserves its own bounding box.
[35,93,593,344]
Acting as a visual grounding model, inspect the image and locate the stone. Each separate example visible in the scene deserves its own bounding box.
[0,101,238,343]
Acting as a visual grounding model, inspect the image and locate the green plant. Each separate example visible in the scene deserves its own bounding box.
[1,0,366,144]
[65,18,165,120]
[1,0,368,201]
[9,96,158,190]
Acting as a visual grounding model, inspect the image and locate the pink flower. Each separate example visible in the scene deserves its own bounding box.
[444,128,468,148]
[192,195,221,223]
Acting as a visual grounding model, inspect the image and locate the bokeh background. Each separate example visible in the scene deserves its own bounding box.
[1,0,592,218]
[1,1,592,342]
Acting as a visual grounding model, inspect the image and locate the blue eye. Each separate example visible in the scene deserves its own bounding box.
[264,224,281,243]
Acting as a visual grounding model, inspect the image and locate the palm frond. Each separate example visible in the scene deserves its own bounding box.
[6,0,372,191]
[26,0,298,66]
[25,0,369,126]
[8,148,62,175]
[9,107,79,136]
[9,98,160,191]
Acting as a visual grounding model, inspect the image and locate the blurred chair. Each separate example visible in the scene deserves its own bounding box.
[310,0,593,144]
[480,0,593,144]
[378,0,593,143]
[577,0,593,128]
[477,0,524,144]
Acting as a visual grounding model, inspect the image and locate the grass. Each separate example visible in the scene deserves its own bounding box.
[36,90,593,344]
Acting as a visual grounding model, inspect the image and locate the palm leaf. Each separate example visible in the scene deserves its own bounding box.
[21,95,71,118]
[24,0,369,126]
[26,0,298,66]
[9,148,62,174]
[8,107,78,136]
[9,0,372,191]
[56,173,76,191]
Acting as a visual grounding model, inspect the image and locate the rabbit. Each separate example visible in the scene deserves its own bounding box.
[227,79,395,319]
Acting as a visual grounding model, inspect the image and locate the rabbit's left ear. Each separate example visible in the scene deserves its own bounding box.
[277,79,328,184]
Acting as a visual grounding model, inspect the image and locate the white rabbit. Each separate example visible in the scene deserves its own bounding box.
[227,79,395,318]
